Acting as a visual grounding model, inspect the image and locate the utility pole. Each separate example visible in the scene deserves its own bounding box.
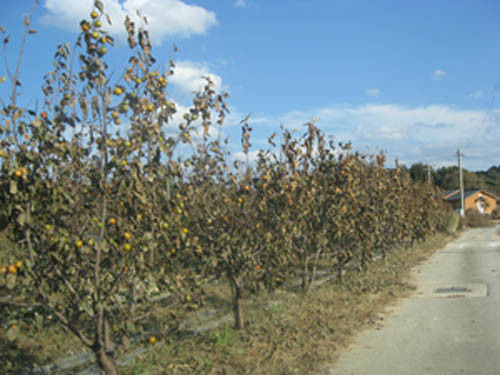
[427,164,431,184]
[457,149,465,216]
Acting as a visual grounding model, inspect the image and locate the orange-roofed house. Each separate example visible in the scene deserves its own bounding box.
[443,189,498,214]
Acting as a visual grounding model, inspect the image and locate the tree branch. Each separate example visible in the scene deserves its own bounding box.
[37,286,93,348]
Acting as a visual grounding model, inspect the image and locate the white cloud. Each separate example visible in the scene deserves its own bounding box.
[170,60,223,95]
[248,116,272,124]
[321,104,481,144]
[365,88,382,97]
[245,104,499,170]
[161,101,499,170]
[41,0,217,45]
[234,150,261,163]
[234,0,246,7]
[467,90,484,99]
[432,69,447,80]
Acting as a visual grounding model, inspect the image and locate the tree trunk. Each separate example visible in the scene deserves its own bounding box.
[361,254,366,271]
[95,345,117,375]
[230,276,244,329]
[94,307,117,374]
[148,247,155,268]
[310,262,318,290]
[303,249,322,294]
[310,248,322,286]
[104,317,112,354]
[301,256,310,293]
[148,223,156,267]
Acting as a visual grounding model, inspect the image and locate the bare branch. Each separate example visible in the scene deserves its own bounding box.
[37,286,93,348]
[3,0,39,147]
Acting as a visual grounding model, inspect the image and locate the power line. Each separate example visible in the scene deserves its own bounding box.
[462,66,500,153]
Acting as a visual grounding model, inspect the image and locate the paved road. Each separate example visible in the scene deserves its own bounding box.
[320,227,500,375]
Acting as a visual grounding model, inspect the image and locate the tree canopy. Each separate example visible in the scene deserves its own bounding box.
[407,163,500,198]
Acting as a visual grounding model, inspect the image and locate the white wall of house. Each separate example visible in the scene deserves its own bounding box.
[477,193,484,213]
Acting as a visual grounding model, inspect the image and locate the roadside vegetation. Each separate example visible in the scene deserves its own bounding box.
[463,209,495,228]
[1,2,462,374]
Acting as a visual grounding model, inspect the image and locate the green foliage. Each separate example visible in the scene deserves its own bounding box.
[477,165,500,198]
[410,162,500,196]
[214,323,238,348]
[409,162,432,183]
[432,166,486,190]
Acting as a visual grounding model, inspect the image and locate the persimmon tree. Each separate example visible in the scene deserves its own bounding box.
[274,123,335,293]
[184,121,290,329]
[0,2,226,373]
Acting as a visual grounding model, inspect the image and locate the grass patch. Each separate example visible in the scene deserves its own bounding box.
[0,323,86,373]
[2,233,451,374]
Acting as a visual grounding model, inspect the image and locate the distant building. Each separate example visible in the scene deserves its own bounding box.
[443,189,498,214]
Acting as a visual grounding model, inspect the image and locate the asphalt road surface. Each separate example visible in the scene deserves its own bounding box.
[320,227,500,375]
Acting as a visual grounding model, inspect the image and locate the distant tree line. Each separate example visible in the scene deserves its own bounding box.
[405,162,500,198]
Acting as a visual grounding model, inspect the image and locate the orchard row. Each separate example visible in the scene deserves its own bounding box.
[0,2,449,374]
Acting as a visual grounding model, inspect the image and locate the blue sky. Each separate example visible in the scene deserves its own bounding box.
[1,0,500,170]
